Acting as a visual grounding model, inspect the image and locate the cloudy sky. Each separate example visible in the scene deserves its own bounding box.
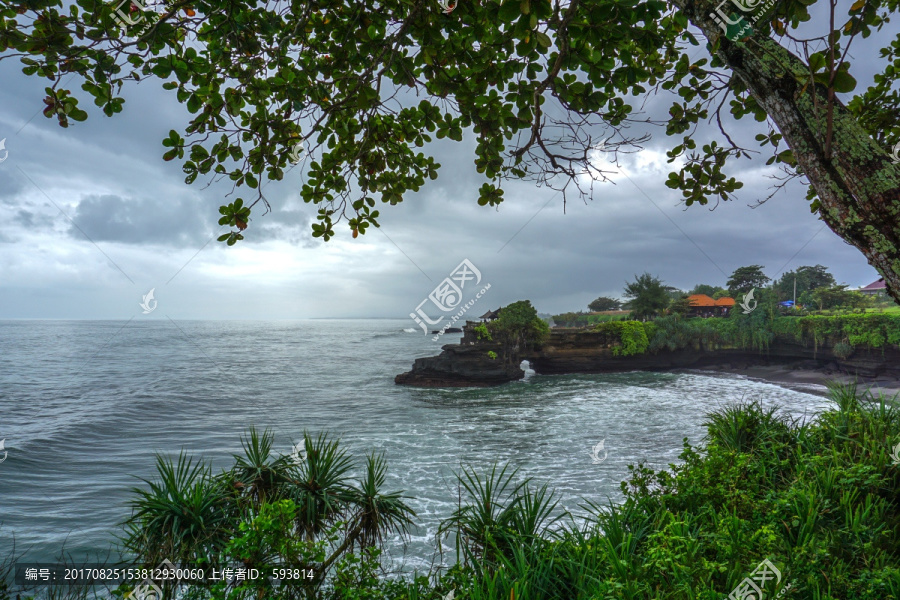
[0,5,888,320]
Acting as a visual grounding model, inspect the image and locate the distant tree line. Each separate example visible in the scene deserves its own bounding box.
[552,264,892,327]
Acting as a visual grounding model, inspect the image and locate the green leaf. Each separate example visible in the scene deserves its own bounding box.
[832,70,857,93]
[498,0,521,22]
[536,32,551,48]
[808,52,826,73]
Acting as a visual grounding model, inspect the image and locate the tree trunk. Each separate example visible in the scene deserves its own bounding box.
[670,0,900,303]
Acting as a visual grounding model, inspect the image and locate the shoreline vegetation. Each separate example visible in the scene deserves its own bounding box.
[597,311,900,395]
[396,303,900,391]
[4,384,900,599]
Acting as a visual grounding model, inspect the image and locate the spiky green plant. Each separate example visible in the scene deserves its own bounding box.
[344,452,416,551]
[121,429,415,600]
[122,452,230,566]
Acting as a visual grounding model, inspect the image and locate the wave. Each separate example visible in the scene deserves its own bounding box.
[369,328,420,340]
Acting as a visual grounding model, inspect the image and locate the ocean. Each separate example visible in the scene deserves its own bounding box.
[0,319,832,571]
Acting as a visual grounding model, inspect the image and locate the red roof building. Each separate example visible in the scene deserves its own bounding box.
[859,279,887,295]
[687,294,735,317]
[687,294,716,307]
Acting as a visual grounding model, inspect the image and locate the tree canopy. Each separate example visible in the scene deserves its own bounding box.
[689,284,725,297]
[491,299,550,359]
[774,265,836,300]
[588,296,622,311]
[727,265,770,295]
[3,0,900,299]
[801,284,870,311]
[623,272,670,319]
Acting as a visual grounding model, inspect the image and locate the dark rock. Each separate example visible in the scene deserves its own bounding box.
[395,343,524,387]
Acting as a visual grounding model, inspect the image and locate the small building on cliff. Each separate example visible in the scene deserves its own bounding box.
[688,294,735,317]
[479,309,501,321]
[715,296,735,316]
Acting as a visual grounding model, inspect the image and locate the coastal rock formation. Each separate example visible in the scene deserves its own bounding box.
[394,342,525,387]
[395,326,900,387]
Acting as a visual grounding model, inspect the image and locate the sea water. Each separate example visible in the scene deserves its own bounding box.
[0,319,832,570]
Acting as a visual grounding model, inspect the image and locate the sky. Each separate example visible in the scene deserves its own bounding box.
[0,4,889,320]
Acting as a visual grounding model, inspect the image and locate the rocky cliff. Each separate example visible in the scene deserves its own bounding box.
[395,326,900,387]
[394,341,524,387]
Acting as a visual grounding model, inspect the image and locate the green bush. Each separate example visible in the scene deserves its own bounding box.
[551,312,630,327]
[833,341,854,359]
[595,320,652,356]
[440,384,900,600]
[474,322,493,341]
[623,313,900,357]
[487,300,550,362]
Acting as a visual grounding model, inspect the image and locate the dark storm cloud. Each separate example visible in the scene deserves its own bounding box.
[68,193,208,245]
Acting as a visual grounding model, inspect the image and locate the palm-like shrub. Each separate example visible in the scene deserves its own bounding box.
[344,453,416,551]
[438,464,564,570]
[227,427,300,509]
[123,452,230,566]
[702,400,791,454]
[286,431,356,541]
[121,428,415,599]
